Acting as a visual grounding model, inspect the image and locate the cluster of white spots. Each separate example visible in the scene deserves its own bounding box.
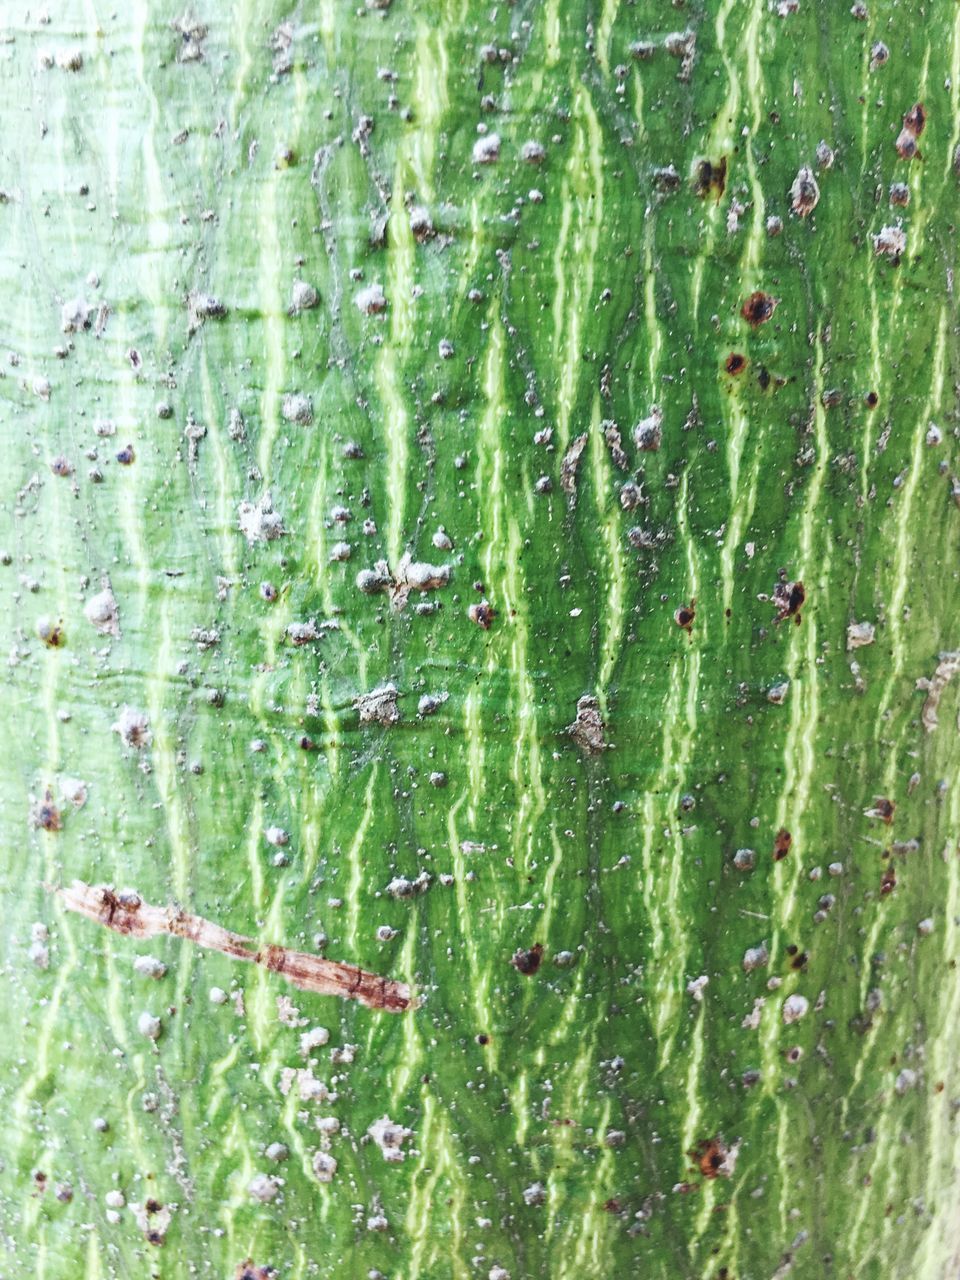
[248,1173,281,1202]
[386,870,431,898]
[686,975,709,1002]
[367,1114,413,1163]
[237,493,285,545]
[112,706,151,750]
[300,1026,330,1056]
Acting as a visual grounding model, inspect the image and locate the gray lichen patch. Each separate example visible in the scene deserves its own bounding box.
[846,621,875,649]
[355,683,401,726]
[281,392,313,425]
[560,433,588,497]
[186,291,227,333]
[565,695,609,754]
[112,706,151,750]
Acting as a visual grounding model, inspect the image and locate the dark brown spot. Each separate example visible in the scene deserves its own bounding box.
[37,619,65,648]
[510,943,544,975]
[725,353,747,375]
[145,1199,162,1214]
[235,1264,273,1280]
[772,579,805,624]
[33,791,63,832]
[790,951,808,971]
[694,156,727,200]
[741,291,779,327]
[869,796,896,824]
[602,1197,622,1213]
[757,366,771,390]
[773,828,792,861]
[865,391,879,407]
[903,102,926,136]
[116,445,136,465]
[674,599,696,633]
[476,1033,489,1045]
[880,865,897,895]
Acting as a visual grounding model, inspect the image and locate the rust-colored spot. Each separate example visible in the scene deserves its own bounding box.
[510,943,544,975]
[468,600,495,629]
[235,1264,273,1280]
[694,156,727,200]
[602,1197,622,1214]
[674,599,696,634]
[773,828,792,861]
[725,353,747,375]
[690,1136,736,1180]
[880,865,897,895]
[772,579,805,625]
[741,291,779,327]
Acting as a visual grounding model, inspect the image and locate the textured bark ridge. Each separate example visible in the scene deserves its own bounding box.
[2,2,960,1278]
[57,882,413,1011]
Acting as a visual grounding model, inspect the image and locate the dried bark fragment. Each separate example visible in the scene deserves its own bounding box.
[560,433,588,497]
[916,651,960,733]
[55,882,413,1012]
[565,695,609,754]
[355,683,401,726]
[602,420,629,470]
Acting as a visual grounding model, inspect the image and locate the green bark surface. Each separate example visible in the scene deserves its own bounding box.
[2,2,960,1277]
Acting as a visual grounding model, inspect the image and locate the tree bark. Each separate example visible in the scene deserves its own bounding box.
[2,2,960,1277]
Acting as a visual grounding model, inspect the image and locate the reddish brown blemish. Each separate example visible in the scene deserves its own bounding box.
[510,943,544,975]
[880,864,897,895]
[725,353,747,375]
[773,828,792,861]
[690,1136,735,1180]
[468,600,496,629]
[741,291,779,327]
[867,796,896,824]
[235,1265,273,1280]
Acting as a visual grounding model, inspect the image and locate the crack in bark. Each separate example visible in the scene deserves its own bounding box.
[54,881,413,1012]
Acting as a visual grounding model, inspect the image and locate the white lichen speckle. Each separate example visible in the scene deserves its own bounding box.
[133,955,167,980]
[473,133,501,165]
[873,224,906,259]
[355,282,387,315]
[84,585,120,636]
[782,994,809,1024]
[137,1011,162,1041]
[687,974,709,1002]
[281,392,313,425]
[300,1026,330,1055]
[312,1151,338,1182]
[265,826,289,848]
[248,1173,280,1202]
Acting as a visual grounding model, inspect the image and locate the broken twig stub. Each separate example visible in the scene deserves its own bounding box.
[55,882,413,1012]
